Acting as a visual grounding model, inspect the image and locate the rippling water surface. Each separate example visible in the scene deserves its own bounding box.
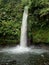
[0,47,49,65]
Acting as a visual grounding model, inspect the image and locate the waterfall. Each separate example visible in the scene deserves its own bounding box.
[1,6,48,54]
[20,6,28,47]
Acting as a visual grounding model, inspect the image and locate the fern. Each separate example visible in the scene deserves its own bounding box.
[39,8,49,17]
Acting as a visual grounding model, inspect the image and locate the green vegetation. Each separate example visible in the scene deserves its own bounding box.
[0,0,49,45]
[28,0,49,43]
[0,0,23,45]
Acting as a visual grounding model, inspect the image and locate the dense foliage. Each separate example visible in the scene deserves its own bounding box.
[28,0,49,43]
[0,0,49,45]
[0,0,23,45]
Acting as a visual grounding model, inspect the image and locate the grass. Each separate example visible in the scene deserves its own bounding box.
[0,39,19,46]
[33,29,49,43]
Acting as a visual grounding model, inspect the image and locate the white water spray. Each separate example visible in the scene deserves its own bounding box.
[20,6,28,47]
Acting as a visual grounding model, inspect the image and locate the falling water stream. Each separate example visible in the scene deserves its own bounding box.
[20,6,28,47]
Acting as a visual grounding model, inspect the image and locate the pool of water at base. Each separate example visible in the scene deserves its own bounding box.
[0,51,49,65]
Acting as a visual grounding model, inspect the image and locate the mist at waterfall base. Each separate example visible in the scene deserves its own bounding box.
[0,6,49,54]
